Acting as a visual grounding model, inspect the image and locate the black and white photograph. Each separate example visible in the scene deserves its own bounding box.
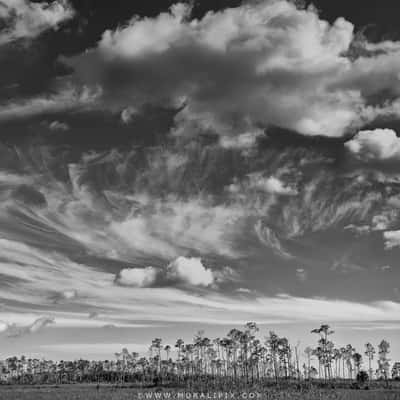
[0,0,400,398]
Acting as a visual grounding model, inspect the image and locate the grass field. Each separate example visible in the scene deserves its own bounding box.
[1,385,400,400]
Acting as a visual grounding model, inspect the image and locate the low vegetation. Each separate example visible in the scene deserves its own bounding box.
[0,323,399,400]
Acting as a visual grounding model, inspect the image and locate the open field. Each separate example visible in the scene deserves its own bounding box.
[1,385,400,400]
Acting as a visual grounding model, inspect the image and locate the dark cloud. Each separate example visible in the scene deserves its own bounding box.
[12,184,47,208]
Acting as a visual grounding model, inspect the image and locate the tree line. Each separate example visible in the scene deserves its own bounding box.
[1,323,399,387]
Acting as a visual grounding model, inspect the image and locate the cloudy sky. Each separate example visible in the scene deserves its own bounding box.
[1,0,400,363]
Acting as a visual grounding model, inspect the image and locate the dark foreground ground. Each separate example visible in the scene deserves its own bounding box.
[1,385,400,400]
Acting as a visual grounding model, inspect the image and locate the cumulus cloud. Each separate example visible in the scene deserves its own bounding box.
[0,0,74,45]
[166,256,215,287]
[114,258,236,288]
[383,230,400,250]
[115,266,159,287]
[67,0,400,138]
[248,174,297,195]
[345,129,400,162]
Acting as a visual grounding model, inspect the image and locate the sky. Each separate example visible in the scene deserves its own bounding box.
[0,0,400,367]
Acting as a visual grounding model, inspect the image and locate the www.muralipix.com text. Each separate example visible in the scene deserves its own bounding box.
[138,392,262,399]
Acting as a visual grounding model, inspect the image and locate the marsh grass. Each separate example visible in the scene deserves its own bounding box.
[1,385,400,400]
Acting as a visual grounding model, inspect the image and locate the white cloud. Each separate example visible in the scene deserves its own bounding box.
[0,0,74,45]
[1,237,400,327]
[120,106,138,124]
[2,316,54,338]
[0,321,8,333]
[226,174,297,212]
[345,129,400,161]
[344,224,371,236]
[383,230,400,250]
[0,312,150,329]
[254,221,293,259]
[167,256,214,287]
[114,259,236,288]
[68,0,400,138]
[99,3,191,59]
[237,288,252,294]
[0,171,32,186]
[219,130,264,150]
[344,212,395,235]
[28,316,55,333]
[336,322,400,331]
[248,174,297,195]
[49,120,70,131]
[213,266,240,284]
[61,289,77,300]
[110,196,244,259]
[115,267,159,287]
[372,214,391,231]
[0,85,101,121]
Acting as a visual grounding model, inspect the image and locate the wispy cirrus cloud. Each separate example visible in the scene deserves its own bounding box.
[0,85,101,121]
[0,236,399,328]
[39,343,149,355]
[254,221,293,259]
[0,316,54,337]
[228,174,297,197]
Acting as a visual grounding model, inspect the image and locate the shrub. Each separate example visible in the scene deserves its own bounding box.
[357,370,369,384]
